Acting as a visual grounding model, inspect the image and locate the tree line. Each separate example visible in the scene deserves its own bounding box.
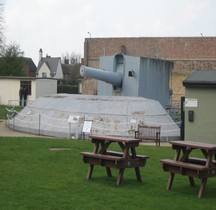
[0,1,24,76]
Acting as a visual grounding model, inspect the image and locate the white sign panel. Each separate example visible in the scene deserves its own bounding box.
[82,121,92,133]
[185,98,198,108]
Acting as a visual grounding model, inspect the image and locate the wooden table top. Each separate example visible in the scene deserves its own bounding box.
[90,135,142,143]
[170,140,216,150]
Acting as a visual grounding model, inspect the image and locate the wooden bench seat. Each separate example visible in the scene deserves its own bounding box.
[161,159,207,170]
[80,152,148,169]
[161,159,216,178]
[80,152,125,161]
[135,125,161,146]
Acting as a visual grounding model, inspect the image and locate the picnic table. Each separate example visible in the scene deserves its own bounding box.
[160,140,216,198]
[80,135,149,185]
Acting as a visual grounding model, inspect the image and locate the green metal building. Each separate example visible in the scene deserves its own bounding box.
[183,71,216,143]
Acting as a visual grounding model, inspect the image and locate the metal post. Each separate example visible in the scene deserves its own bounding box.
[12,116,15,131]
[68,122,71,139]
[39,114,41,135]
[180,97,185,140]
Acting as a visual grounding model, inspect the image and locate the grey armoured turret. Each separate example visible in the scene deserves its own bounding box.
[80,54,173,108]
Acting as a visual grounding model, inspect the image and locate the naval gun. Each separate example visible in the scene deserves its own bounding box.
[80,53,124,91]
[80,54,173,108]
[80,65,122,89]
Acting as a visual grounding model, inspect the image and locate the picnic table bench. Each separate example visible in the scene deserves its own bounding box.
[160,140,216,198]
[135,125,161,146]
[80,135,149,185]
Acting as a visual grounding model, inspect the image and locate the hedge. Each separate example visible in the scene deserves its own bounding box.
[57,85,79,94]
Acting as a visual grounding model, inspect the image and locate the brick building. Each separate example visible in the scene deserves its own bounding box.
[82,37,216,103]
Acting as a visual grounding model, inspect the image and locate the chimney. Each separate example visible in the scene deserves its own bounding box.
[64,57,69,64]
[39,48,43,62]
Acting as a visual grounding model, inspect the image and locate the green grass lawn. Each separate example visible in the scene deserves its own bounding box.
[0,137,215,210]
[0,105,23,119]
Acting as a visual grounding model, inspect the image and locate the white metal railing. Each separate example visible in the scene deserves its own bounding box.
[6,107,180,138]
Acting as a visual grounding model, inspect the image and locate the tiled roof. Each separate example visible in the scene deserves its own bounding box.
[37,57,61,74]
[23,57,37,72]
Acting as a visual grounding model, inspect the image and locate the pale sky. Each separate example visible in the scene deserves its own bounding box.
[3,0,216,65]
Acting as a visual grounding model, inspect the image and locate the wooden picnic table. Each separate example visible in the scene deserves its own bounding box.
[161,140,216,198]
[80,135,149,185]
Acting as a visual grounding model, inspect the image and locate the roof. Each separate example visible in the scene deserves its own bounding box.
[61,63,82,79]
[22,57,37,72]
[61,64,71,75]
[183,70,216,88]
[37,57,61,74]
[0,57,37,76]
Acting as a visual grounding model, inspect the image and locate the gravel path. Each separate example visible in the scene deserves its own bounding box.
[0,120,42,137]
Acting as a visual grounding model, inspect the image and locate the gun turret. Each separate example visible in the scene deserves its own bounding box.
[80,65,122,88]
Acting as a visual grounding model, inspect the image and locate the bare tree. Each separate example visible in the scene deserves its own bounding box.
[0,1,5,51]
[61,52,70,64]
[70,52,81,64]
[1,42,24,57]
[62,52,82,64]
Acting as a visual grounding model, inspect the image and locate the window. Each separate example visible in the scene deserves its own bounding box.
[20,81,31,95]
[42,72,47,77]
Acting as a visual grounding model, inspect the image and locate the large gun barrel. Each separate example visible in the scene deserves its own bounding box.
[80,65,122,87]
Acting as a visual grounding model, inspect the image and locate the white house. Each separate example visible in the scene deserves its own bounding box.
[0,76,57,105]
[36,49,63,79]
